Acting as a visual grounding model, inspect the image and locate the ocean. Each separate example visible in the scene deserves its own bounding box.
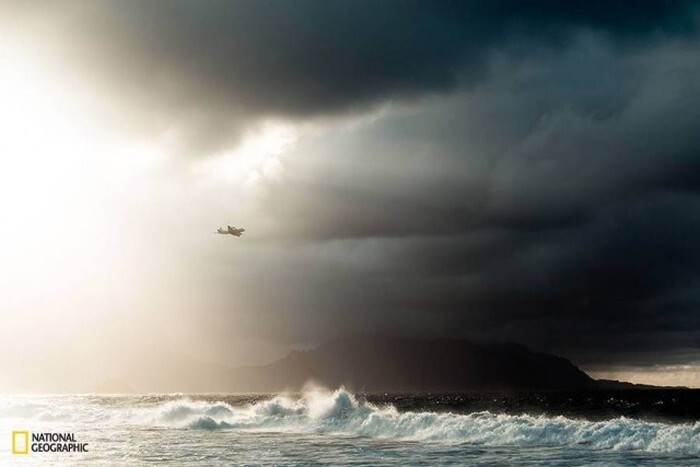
[1,387,699,465]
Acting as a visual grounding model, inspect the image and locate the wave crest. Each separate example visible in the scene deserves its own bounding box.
[2,389,697,454]
[146,387,700,454]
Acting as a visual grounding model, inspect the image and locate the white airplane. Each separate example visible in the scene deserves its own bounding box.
[217,225,245,237]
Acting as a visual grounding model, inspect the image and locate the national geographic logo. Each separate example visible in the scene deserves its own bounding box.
[12,431,89,454]
[11,431,28,454]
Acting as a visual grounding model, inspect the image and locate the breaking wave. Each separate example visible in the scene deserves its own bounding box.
[143,388,700,455]
[2,388,698,455]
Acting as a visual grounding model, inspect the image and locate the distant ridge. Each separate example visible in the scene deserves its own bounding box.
[594,379,686,390]
[93,377,136,394]
[227,338,596,392]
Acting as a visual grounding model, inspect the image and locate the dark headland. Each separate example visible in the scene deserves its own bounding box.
[225,338,637,392]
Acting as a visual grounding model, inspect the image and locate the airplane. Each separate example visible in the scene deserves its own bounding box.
[216,225,245,237]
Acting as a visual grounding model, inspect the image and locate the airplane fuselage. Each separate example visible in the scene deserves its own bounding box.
[217,226,245,236]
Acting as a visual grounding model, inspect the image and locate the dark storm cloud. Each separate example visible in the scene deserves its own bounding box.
[229,34,700,366]
[259,39,700,239]
[18,0,698,154]
[10,0,699,369]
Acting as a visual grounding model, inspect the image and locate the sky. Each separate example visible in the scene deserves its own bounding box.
[1,0,699,391]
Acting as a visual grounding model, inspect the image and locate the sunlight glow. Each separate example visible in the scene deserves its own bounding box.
[0,48,161,317]
[193,122,297,192]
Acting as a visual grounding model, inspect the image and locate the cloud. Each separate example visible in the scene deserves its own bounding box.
[6,0,697,155]
[3,0,700,375]
[218,34,700,366]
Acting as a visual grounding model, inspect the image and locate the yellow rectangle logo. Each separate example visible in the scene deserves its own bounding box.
[12,431,29,454]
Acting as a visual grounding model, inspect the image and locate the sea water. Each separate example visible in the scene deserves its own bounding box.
[1,387,699,465]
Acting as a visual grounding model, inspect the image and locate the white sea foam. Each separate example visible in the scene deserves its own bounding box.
[133,388,700,455]
[1,388,698,455]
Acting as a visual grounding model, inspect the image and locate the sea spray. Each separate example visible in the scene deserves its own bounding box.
[2,389,699,456]
[131,388,700,455]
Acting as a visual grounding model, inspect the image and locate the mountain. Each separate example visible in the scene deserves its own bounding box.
[594,379,684,390]
[93,377,136,394]
[227,338,596,392]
